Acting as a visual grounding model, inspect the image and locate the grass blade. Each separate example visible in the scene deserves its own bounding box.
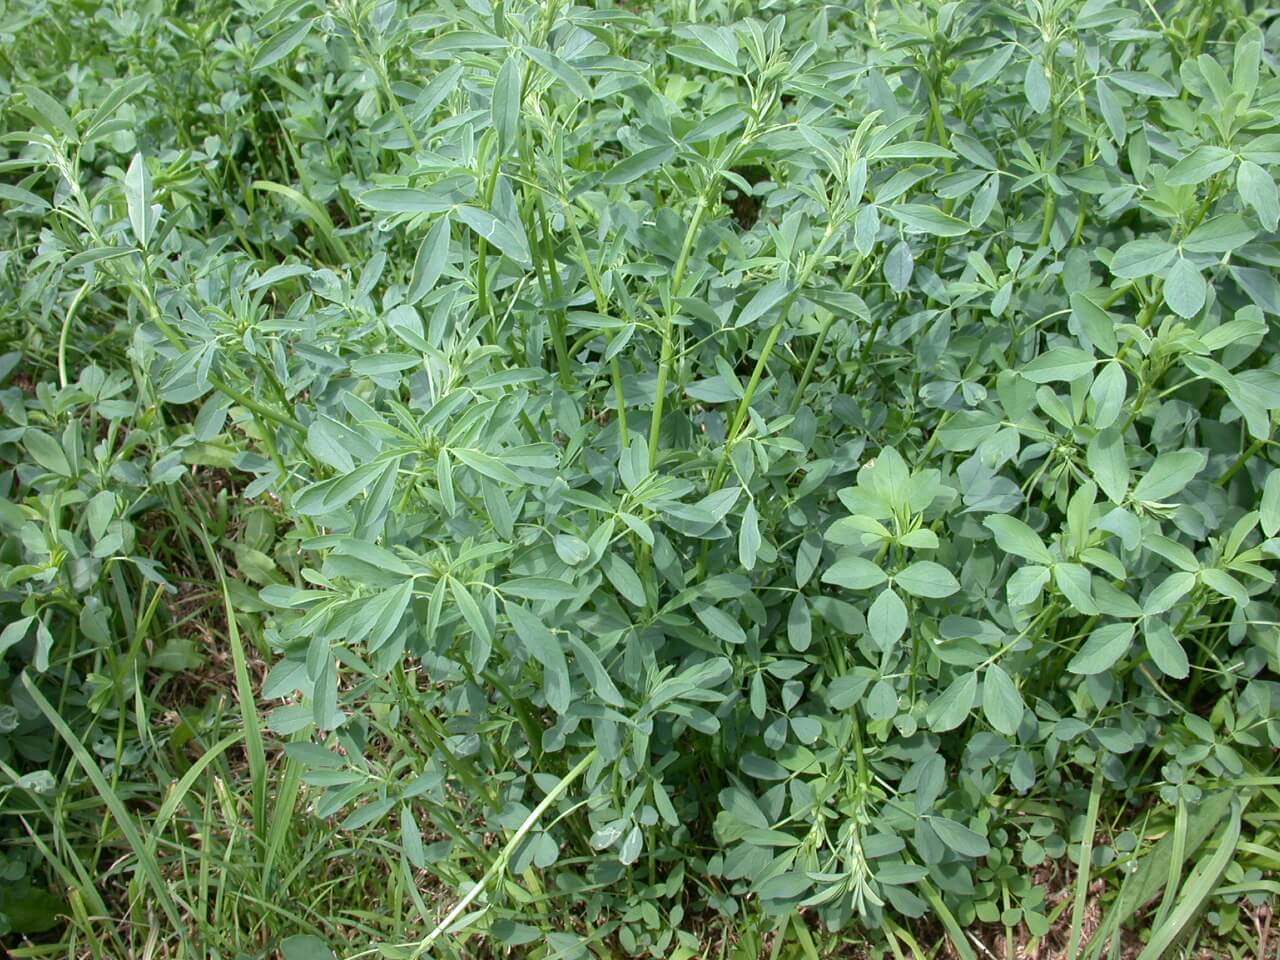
[921,879,978,960]
[1067,764,1104,959]
[1136,798,1242,960]
[197,525,268,843]
[1152,794,1188,930]
[250,179,353,263]
[21,672,190,946]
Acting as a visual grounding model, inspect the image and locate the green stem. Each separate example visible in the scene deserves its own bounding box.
[57,281,92,388]
[1039,42,1062,248]
[477,145,503,327]
[1217,435,1270,487]
[788,311,837,415]
[534,194,572,387]
[789,254,864,415]
[482,668,544,759]
[710,225,835,489]
[409,749,597,958]
[1190,0,1216,57]
[611,356,629,447]
[397,666,497,808]
[648,196,709,470]
[352,25,421,154]
[1040,120,1061,248]
[136,281,304,434]
[560,193,629,445]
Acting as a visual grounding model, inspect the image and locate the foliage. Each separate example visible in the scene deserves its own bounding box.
[1,0,1279,956]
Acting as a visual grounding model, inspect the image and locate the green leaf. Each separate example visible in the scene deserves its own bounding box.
[929,816,991,858]
[522,46,590,99]
[619,824,644,865]
[1165,145,1234,187]
[937,410,1001,451]
[1089,360,1127,429]
[1143,621,1189,679]
[1024,59,1050,114]
[894,560,960,599]
[281,935,336,960]
[603,554,645,606]
[506,601,571,714]
[402,805,427,869]
[451,578,492,671]
[492,55,522,152]
[1232,38,1260,99]
[601,145,675,186]
[553,534,590,566]
[1132,450,1205,503]
[360,188,444,214]
[927,671,978,732]
[1110,238,1177,278]
[125,153,156,249]
[253,18,315,71]
[694,603,746,645]
[738,501,761,570]
[884,203,970,237]
[0,183,50,211]
[736,279,792,328]
[455,204,532,268]
[821,556,887,590]
[884,240,913,292]
[787,595,811,652]
[1095,78,1126,144]
[23,429,72,476]
[1183,214,1255,254]
[1068,622,1135,675]
[1054,562,1095,614]
[1021,346,1096,383]
[1164,258,1206,319]
[0,617,33,658]
[500,577,576,602]
[436,449,456,514]
[1109,71,1175,97]
[1143,572,1195,616]
[408,214,451,305]
[1201,567,1250,607]
[1071,292,1118,355]
[351,353,419,378]
[568,637,625,708]
[1237,160,1279,231]
[19,85,78,140]
[1261,471,1280,537]
[451,447,523,486]
[867,587,907,652]
[1087,428,1129,504]
[982,664,1024,736]
[984,515,1053,564]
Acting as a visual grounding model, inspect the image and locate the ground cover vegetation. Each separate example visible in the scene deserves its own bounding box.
[1,0,1279,957]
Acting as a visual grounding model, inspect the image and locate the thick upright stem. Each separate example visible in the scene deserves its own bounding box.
[1039,43,1062,249]
[477,146,503,328]
[711,226,834,490]
[648,196,709,470]
[534,194,572,387]
[561,193,629,446]
[788,312,837,416]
